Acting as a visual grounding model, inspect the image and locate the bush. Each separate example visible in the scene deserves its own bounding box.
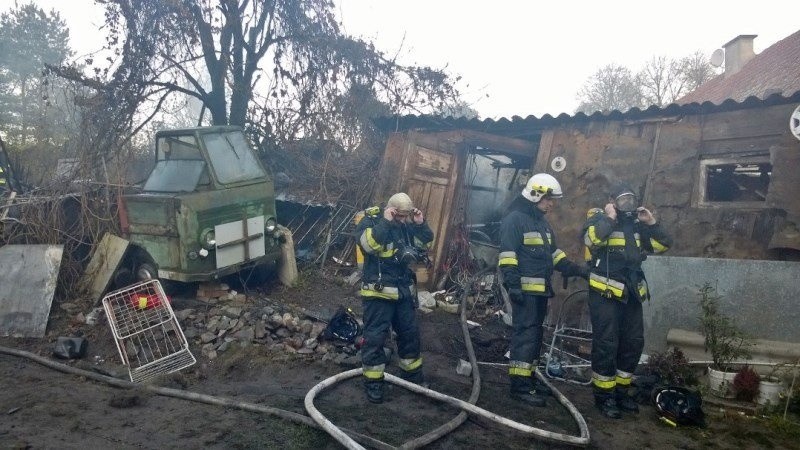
[698,283,752,371]
[733,365,760,402]
[645,347,697,386]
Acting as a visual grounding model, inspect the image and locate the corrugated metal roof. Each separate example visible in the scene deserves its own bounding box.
[374,91,800,135]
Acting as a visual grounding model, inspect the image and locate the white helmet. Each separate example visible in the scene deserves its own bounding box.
[521,173,563,203]
[386,192,414,214]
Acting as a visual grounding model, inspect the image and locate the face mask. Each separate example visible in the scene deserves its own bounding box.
[614,192,638,213]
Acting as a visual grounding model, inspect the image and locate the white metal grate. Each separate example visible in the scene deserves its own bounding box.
[102,279,196,383]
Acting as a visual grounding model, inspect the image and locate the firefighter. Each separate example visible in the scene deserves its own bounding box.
[356,192,434,403]
[0,157,8,191]
[0,139,10,192]
[582,182,672,418]
[499,173,588,407]
[0,164,6,191]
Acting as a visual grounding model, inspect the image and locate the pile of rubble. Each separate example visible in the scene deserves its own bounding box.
[170,283,360,365]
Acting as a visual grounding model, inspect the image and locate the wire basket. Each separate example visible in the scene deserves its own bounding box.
[102,279,196,383]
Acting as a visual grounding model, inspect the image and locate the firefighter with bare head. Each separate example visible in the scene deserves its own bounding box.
[498,173,588,407]
[356,192,434,403]
[582,182,672,419]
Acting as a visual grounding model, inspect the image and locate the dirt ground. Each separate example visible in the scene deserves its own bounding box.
[1,270,799,449]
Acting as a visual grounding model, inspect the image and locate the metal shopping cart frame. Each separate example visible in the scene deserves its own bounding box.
[543,289,593,385]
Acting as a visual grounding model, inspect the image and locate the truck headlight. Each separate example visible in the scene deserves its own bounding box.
[265,217,277,233]
[201,229,216,250]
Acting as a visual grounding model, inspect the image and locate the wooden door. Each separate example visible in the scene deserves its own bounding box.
[401,143,456,286]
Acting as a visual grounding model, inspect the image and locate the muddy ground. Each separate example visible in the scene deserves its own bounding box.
[1,270,799,449]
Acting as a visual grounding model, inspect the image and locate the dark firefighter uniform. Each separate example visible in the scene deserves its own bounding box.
[356,208,434,397]
[0,163,7,190]
[499,199,586,403]
[582,207,671,412]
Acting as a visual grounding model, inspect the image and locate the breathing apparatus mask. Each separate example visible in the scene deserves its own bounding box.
[614,191,639,220]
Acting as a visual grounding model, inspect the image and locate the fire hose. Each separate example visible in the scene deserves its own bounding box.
[304,269,591,448]
[0,273,590,448]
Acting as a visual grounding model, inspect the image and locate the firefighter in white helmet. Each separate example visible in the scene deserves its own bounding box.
[498,173,588,407]
[356,192,434,404]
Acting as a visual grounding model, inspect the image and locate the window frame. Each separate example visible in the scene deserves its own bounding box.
[697,155,772,209]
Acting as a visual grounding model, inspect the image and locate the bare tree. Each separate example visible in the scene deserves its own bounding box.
[575,64,641,114]
[577,52,718,114]
[638,52,718,107]
[51,0,462,156]
[638,56,675,107]
[674,51,717,97]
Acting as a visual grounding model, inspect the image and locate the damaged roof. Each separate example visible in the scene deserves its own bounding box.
[374,90,800,136]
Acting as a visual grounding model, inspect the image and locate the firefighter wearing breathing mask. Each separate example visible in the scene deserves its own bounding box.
[499,173,588,408]
[356,192,434,404]
[582,183,672,419]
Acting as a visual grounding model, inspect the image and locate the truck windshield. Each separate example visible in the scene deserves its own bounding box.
[143,160,205,192]
[203,131,265,184]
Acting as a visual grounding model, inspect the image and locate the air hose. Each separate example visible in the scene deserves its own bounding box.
[304,269,591,448]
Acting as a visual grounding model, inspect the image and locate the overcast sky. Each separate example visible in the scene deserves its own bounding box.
[8,0,800,119]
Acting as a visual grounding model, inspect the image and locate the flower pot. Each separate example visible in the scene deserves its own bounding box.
[757,378,785,406]
[708,366,737,398]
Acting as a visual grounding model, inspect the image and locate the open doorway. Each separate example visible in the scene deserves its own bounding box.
[462,146,533,268]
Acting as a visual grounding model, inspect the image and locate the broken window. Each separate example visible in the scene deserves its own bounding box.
[700,157,771,205]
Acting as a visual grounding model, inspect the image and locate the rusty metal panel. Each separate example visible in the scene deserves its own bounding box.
[0,245,63,338]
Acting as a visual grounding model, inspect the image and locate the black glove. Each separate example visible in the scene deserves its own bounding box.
[507,287,523,303]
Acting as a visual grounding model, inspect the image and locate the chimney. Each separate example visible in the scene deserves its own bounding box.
[722,35,757,76]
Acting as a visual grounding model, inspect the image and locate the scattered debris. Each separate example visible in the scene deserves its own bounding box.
[456,359,472,377]
[53,337,88,360]
[196,282,243,304]
[0,244,64,338]
[79,233,129,306]
[102,279,196,383]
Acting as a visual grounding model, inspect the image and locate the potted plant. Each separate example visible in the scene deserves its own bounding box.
[757,363,788,407]
[698,283,753,398]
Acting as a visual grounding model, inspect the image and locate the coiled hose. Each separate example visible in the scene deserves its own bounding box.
[304,270,591,448]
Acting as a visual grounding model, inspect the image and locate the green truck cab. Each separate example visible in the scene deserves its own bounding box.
[118,126,283,284]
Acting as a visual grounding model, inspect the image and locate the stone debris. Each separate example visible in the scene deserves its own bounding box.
[196,282,247,304]
[166,292,363,366]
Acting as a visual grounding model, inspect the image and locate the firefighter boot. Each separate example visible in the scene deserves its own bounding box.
[616,386,639,413]
[594,391,622,419]
[510,375,546,407]
[364,379,385,404]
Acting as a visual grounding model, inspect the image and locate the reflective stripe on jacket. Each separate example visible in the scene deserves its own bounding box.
[355,213,434,292]
[582,212,671,301]
[498,198,579,296]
